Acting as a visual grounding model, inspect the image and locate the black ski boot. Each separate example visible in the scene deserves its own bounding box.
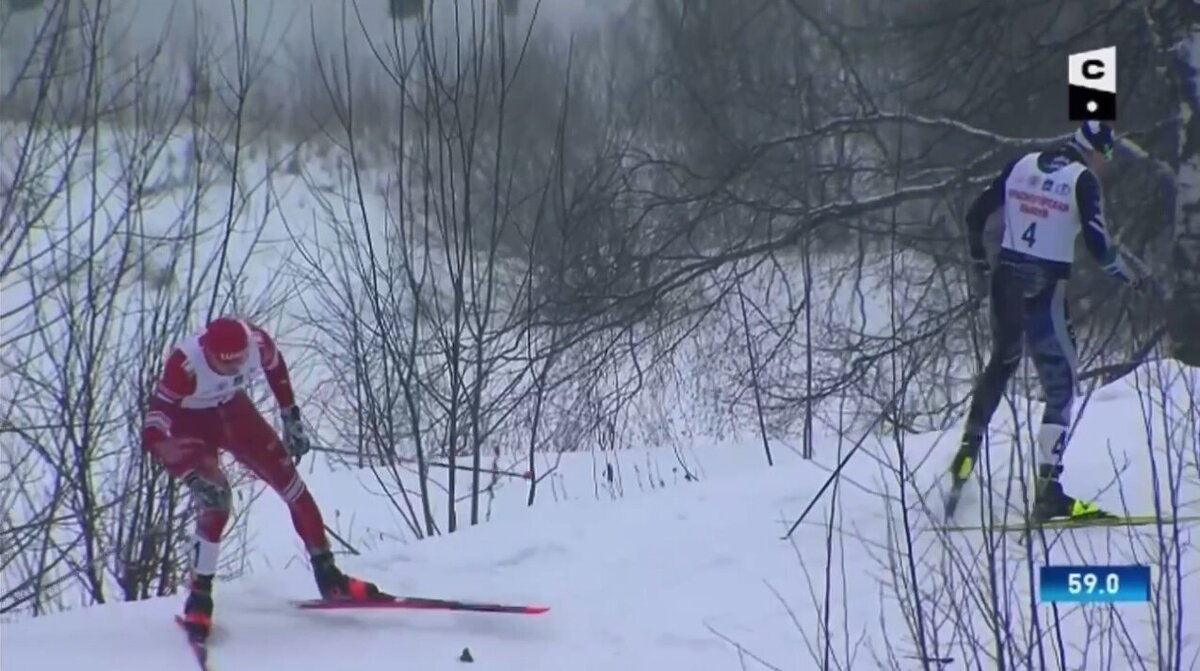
[1032,465,1112,522]
[311,549,385,601]
[180,574,214,641]
[943,433,983,519]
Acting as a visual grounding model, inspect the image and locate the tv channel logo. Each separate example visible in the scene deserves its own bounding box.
[1068,46,1116,121]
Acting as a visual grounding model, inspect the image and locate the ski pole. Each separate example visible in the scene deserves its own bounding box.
[428,461,533,480]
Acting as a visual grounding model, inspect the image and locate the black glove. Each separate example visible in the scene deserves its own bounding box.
[182,470,231,511]
[280,406,313,459]
[968,256,991,302]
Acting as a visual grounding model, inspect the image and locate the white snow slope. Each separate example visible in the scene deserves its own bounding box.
[3,363,1200,671]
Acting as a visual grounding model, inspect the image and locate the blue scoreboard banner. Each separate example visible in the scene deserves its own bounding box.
[1039,565,1150,603]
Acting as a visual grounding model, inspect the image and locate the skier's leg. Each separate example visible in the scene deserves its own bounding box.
[219,394,382,599]
[1026,278,1106,519]
[1025,278,1077,477]
[147,434,231,546]
[944,262,1026,521]
[956,263,1024,468]
[217,393,328,551]
[144,418,229,638]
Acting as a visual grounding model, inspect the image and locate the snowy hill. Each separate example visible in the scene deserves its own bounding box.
[4,361,1198,670]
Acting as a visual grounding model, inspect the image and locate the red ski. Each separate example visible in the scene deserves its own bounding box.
[294,594,549,615]
[174,615,214,670]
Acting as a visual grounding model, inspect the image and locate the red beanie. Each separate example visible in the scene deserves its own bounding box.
[200,317,250,364]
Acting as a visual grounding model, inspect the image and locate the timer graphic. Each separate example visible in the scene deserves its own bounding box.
[1039,565,1149,603]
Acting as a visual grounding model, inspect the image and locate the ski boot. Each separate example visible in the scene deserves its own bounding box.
[1032,465,1113,523]
[180,574,214,641]
[311,549,385,601]
[943,433,982,519]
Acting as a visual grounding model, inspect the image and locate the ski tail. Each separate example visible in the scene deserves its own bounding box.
[942,482,966,520]
[295,594,549,615]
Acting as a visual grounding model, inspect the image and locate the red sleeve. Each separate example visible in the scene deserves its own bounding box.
[247,322,296,409]
[143,350,195,446]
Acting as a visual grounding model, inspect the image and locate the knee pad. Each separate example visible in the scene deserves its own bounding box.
[1036,423,1069,468]
[191,535,221,576]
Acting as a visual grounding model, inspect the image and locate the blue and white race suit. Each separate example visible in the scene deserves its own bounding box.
[961,144,1138,472]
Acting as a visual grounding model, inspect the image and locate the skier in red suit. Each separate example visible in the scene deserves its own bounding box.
[142,316,382,640]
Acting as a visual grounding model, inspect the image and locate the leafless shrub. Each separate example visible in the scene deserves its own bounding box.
[1,0,300,617]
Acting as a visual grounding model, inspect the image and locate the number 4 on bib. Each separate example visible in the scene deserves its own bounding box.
[1021,222,1037,247]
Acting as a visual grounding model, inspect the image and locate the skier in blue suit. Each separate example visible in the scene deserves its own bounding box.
[946,121,1149,521]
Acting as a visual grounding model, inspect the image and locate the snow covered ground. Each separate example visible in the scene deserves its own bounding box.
[4,359,1198,670]
[2,111,972,632]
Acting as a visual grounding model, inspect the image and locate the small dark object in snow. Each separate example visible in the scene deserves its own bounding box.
[459,647,474,663]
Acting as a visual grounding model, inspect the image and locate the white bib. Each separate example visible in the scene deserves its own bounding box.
[1000,153,1086,263]
[176,320,262,409]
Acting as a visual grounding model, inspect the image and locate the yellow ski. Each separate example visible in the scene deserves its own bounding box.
[935,514,1200,533]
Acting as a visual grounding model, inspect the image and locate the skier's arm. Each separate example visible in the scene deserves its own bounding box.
[142,350,196,447]
[247,322,297,410]
[248,322,312,457]
[1075,170,1140,284]
[964,158,1017,264]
